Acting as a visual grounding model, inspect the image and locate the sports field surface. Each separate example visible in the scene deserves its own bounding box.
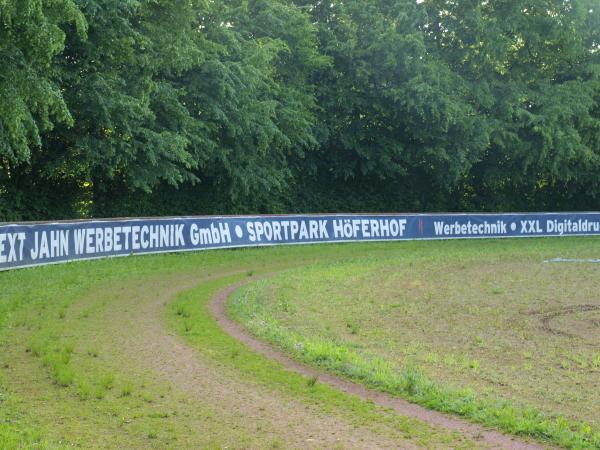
[1,238,599,448]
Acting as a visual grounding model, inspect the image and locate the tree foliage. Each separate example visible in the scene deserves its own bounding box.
[0,0,85,165]
[423,0,600,209]
[1,0,599,220]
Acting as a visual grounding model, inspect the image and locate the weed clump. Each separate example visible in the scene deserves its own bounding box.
[77,380,93,400]
[100,373,115,390]
[120,382,133,397]
[175,305,190,318]
[306,375,318,387]
[54,364,74,387]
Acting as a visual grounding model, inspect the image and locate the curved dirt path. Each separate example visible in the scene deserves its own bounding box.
[83,270,433,448]
[1,263,551,448]
[209,280,549,450]
[5,264,496,448]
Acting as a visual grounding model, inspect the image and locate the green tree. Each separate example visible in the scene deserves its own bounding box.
[92,0,325,216]
[0,0,85,164]
[0,0,86,220]
[292,0,490,211]
[421,0,600,210]
[2,0,600,220]
[51,0,205,204]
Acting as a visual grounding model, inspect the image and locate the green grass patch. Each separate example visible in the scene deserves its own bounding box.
[0,242,486,448]
[230,237,600,449]
[232,283,600,448]
[119,381,133,398]
[100,373,115,391]
[167,275,478,449]
[0,423,59,450]
[2,238,597,447]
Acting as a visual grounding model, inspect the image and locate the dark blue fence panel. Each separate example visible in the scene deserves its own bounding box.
[1,212,599,271]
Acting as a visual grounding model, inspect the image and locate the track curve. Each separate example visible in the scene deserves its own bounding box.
[209,278,548,450]
[5,241,589,448]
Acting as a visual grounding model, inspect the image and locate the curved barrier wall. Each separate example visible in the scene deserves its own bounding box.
[1,212,600,271]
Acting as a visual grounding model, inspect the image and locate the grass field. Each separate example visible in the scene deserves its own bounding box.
[0,242,491,449]
[230,237,600,448]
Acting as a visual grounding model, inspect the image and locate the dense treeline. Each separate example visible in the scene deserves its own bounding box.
[1,0,599,220]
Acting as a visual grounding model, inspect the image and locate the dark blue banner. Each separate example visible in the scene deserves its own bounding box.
[1,212,600,271]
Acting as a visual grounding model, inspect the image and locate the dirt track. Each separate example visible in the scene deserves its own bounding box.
[209,279,548,450]
[86,271,430,448]
[526,304,600,338]
[1,266,554,448]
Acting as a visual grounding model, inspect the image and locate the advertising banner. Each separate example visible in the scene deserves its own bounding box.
[1,212,599,271]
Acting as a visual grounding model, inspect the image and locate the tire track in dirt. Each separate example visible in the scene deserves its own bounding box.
[210,280,549,450]
[526,304,600,338]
